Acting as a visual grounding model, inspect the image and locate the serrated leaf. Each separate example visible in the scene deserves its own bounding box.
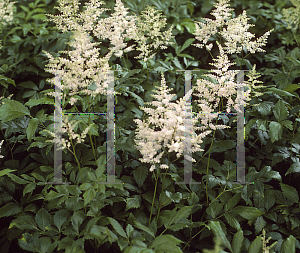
[24,97,54,108]
[285,162,300,175]
[282,235,296,253]
[206,201,223,218]
[83,188,96,206]
[273,100,289,121]
[265,87,295,97]
[150,234,184,250]
[54,209,69,232]
[280,120,293,130]
[133,166,148,187]
[224,212,241,230]
[35,208,51,231]
[163,206,193,229]
[134,220,155,238]
[0,100,30,122]
[249,235,263,253]
[257,102,272,116]
[230,206,264,220]
[126,195,141,211]
[26,118,39,142]
[264,189,276,211]
[280,183,299,203]
[0,202,23,218]
[108,217,127,238]
[269,121,283,143]
[225,193,241,212]
[210,140,236,153]
[232,230,244,253]
[254,216,267,234]
[0,169,16,177]
[23,183,36,196]
[7,173,30,184]
[71,210,85,234]
[209,221,232,252]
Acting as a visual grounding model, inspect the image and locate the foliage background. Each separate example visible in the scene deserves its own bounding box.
[0,0,299,252]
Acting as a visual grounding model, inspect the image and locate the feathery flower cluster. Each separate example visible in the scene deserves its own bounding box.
[43,0,175,152]
[134,0,272,171]
[281,0,300,31]
[192,0,273,54]
[45,110,95,152]
[134,73,229,172]
[43,0,174,103]
[0,0,15,49]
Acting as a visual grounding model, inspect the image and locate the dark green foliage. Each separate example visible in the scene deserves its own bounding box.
[0,0,299,252]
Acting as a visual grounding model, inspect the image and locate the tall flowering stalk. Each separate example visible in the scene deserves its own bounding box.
[42,0,174,157]
[134,0,273,172]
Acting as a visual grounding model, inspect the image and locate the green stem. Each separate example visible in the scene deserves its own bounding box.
[149,165,159,226]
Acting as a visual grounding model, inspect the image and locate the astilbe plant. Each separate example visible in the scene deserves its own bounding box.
[41,0,273,179]
[0,0,15,50]
[134,0,273,172]
[42,0,174,153]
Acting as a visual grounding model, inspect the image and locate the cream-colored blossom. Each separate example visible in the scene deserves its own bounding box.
[0,0,15,49]
[192,0,273,54]
[134,73,228,171]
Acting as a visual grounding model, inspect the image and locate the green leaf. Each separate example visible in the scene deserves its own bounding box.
[285,162,300,175]
[133,166,148,187]
[35,208,51,231]
[265,87,295,97]
[134,220,155,238]
[225,193,241,212]
[232,230,244,253]
[0,75,15,87]
[284,83,300,92]
[23,183,37,196]
[108,217,127,238]
[126,224,134,238]
[71,210,85,234]
[209,221,232,252]
[280,120,293,130]
[264,189,276,211]
[282,235,296,253]
[7,173,30,184]
[125,195,141,211]
[269,121,283,143]
[230,206,264,220]
[0,202,23,218]
[209,140,236,153]
[254,216,267,234]
[83,188,96,206]
[161,206,193,229]
[224,212,241,230]
[150,234,184,252]
[26,118,39,142]
[54,209,69,232]
[206,201,223,219]
[9,214,37,230]
[0,169,16,177]
[0,100,30,122]
[256,101,272,116]
[280,183,299,203]
[24,97,54,108]
[179,38,195,54]
[273,100,289,122]
[249,235,263,253]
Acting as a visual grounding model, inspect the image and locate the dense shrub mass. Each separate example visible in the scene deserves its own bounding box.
[0,0,299,252]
